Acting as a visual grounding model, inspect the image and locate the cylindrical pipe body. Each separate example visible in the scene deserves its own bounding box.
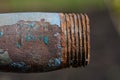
[0,12,90,73]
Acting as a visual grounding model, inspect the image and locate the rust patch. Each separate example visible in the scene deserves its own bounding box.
[65,14,71,66]
[77,14,82,66]
[61,13,90,67]
[60,13,67,67]
[0,19,62,72]
[81,14,86,66]
[69,14,75,65]
[73,13,79,67]
[85,14,90,64]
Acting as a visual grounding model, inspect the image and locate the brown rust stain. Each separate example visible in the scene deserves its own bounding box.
[69,14,75,64]
[77,14,82,66]
[0,19,62,71]
[59,13,67,67]
[85,14,90,64]
[73,13,79,66]
[65,14,71,66]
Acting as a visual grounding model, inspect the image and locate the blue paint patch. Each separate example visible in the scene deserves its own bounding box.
[43,36,49,45]
[54,58,61,66]
[0,31,3,37]
[48,59,55,67]
[10,62,30,72]
[57,44,62,49]
[48,58,61,67]
[51,14,60,27]
[0,13,61,27]
[26,33,36,41]
[28,22,35,28]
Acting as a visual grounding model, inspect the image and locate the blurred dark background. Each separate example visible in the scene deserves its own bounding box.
[0,0,120,80]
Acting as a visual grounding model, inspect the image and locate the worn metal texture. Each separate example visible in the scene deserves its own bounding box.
[0,12,90,73]
[60,13,90,67]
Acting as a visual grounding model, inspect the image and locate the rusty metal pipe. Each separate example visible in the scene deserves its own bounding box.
[0,12,90,73]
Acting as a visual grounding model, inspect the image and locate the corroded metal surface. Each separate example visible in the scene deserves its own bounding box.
[0,12,90,73]
[60,13,90,67]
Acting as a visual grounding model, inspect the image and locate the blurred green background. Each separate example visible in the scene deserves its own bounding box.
[0,0,105,12]
[0,0,120,80]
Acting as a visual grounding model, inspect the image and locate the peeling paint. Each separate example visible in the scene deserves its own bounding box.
[9,62,30,72]
[0,13,64,72]
[54,58,61,66]
[43,36,49,45]
[0,13,90,72]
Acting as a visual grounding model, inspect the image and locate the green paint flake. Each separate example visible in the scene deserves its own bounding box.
[16,42,21,48]
[43,36,49,45]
